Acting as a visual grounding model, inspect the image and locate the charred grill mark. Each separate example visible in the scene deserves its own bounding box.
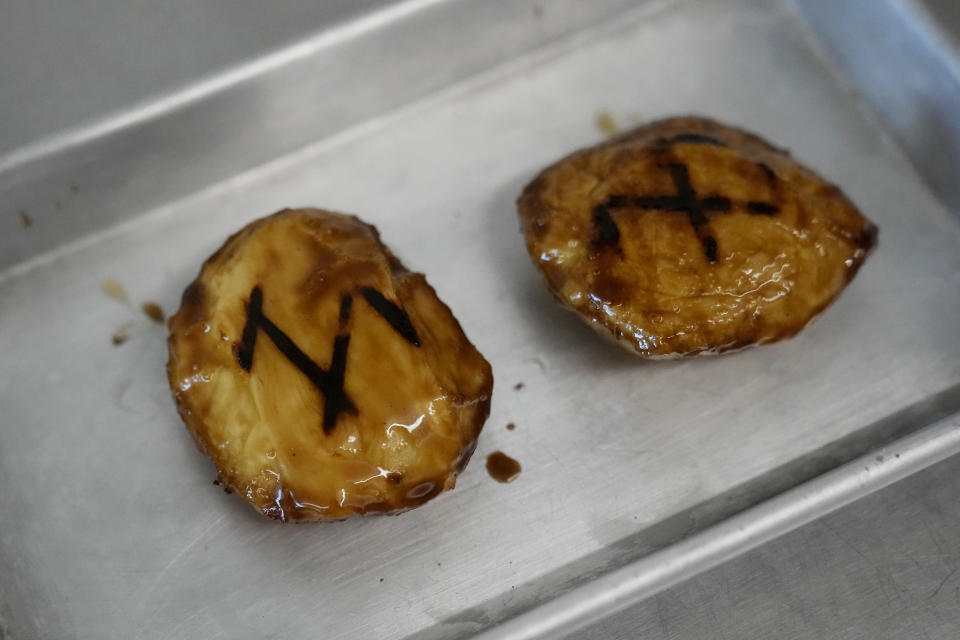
[591,162,781,263]
[746,202,779,215]
[699,196,733,212]
[757,162,777,184]
[234,281,423,434]
[237,286,263,372]
[322,334,353,433]
[633,163,720,263]
[666,133,726,147]
[237,285,357,434]
[338,293,353,329]
[360,287,421,346]
[632,195,681,210]
[592,202,621,249]
[651,133,727,149]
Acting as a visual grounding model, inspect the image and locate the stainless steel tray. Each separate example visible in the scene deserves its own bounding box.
[2,0,960,638]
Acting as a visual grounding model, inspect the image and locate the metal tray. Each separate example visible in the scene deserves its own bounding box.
[2,0,960,638]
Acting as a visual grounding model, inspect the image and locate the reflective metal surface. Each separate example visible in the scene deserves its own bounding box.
[479,414,960,640]
[0,0,641,272]
[0,0,396,156]
[576,443,960,639]
[793,0,960,212]
[2,0,960,639]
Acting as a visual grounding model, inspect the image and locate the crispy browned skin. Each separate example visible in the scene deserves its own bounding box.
[517,116,877,357]
[167,209,493,521]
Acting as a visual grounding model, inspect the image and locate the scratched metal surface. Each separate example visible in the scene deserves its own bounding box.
[2,1,960,639]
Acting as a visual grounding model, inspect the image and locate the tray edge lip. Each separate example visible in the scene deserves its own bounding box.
[468,412,960,640]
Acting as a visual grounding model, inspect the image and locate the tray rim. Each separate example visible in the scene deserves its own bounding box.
[3,0,960,638]
[470,413,960,640]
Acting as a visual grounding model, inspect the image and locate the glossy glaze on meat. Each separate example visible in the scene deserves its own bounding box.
[518,116,877,357]
[167,209,493,521]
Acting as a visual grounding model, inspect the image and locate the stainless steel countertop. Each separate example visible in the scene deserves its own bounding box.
[3,1,959,637]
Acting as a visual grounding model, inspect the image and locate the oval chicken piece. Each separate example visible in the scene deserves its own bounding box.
[517,116,877,357]
[167,209,493,521]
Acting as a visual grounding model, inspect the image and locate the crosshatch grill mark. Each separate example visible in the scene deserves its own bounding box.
[592,161,780,263]
[236,284,421,434]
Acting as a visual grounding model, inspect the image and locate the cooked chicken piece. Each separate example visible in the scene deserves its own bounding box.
[517,116,877,357]
[167,209,493,521]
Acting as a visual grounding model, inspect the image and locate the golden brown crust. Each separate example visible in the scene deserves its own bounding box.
[167,209,493,521]
[517,116,877,357]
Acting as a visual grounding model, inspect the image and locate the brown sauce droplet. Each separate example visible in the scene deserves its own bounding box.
[102,278,128,303]
[142,301,165,323]
[19,210,32,228]
[111,325,129,346]
[486,451,521,483]
[506,422,516,431]
[594,111,619,137]
[513,382,525,391]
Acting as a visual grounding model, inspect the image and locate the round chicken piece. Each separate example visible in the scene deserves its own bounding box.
[517,116,877,357]
[167,209,493,521]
